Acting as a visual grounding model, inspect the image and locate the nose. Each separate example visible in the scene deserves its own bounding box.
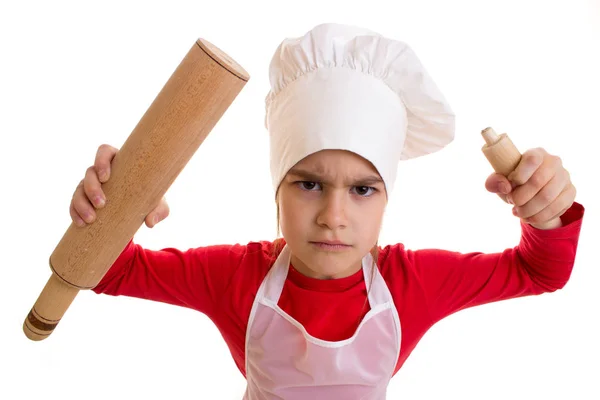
[316,191,348,230]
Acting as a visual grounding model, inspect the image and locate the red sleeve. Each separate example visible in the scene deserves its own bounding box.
[92,239,278,378]
[91,239,252,321]
[397,201,584,325]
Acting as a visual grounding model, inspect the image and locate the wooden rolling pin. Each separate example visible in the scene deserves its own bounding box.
[24,38,249,341]
[481,127,522,177]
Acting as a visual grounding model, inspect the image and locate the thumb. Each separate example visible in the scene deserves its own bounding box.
[485,172,512,196]
[145,196,170,228]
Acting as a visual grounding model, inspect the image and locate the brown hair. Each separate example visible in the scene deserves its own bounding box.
[269,188,379,317]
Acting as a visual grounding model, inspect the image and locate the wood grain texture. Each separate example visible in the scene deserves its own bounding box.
[24,38,249,341]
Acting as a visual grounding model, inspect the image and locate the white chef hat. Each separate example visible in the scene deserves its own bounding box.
[265,22,455,197]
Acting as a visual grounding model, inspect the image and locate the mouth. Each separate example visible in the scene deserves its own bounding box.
[310,241,352,251]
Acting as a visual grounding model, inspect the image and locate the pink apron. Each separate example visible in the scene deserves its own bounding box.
[243,244,402,399]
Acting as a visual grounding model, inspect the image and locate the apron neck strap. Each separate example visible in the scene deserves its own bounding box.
[260,244,388,307]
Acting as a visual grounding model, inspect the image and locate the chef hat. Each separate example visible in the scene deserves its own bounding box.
[264,22,455,196]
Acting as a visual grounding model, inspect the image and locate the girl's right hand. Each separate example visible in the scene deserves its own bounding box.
[69,144,170,228]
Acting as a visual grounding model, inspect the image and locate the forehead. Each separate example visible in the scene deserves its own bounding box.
[290,149,380,178]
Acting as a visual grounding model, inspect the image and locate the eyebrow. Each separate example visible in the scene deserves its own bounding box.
[287,167,384,186]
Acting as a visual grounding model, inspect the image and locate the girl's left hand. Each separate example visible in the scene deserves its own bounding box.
[484,147,576,230]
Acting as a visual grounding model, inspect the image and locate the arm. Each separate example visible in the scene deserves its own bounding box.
[407,201,584,325]
[92,238,251,319]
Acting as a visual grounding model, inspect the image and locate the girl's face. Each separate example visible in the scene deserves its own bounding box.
[277,149,388,280]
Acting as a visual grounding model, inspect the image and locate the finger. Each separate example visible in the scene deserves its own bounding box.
[83,166,106,209]
[521,184,576,225]
[547,204,571,224]
[145,197,170,228]
[69,200,86,227]
[95,144,118,183]
[508,154,561,207]
[545,184,576,222]
[507,148,546,188]
[485,172,512,195]
[513,168,568,219]
[72,179,97,223]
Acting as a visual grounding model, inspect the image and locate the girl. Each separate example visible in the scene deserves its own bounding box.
[69,23,584,399]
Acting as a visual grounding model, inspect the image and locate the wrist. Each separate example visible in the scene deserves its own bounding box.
[527,217,563,230]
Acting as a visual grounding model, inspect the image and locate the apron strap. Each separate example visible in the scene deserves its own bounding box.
[260,244,392,307]
[261,244,292,302]
[362,250,390,307]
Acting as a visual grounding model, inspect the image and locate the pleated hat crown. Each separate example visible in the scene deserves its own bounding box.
[265,23,455,195]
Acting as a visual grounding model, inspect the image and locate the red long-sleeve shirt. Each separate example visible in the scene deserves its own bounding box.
[92,202,585,377]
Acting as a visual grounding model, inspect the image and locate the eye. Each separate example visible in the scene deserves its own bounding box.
[353,186,377,196]
[297,181,321,191]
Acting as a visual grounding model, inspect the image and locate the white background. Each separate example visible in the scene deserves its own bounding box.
[1,0,599,398]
